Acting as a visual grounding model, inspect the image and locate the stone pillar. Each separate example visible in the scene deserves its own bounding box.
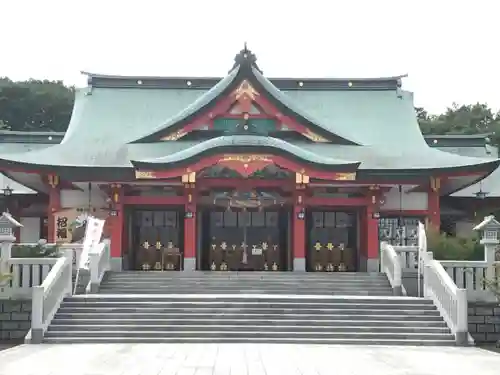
[47,175,61,243]
[292,190,306,272]
[109,184,124,271]
[183,184,197,272]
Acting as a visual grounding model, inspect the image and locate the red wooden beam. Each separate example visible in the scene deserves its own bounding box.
[123,195,185,205]
[380,210,428,216]
[198,178,292,190]
[305,197,369,207]
[136,154,357,181]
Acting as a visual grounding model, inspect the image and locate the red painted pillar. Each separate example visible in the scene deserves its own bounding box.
[428,178,441,229]
[183,186,197,271]
[109,184,124,268]
[359,209,367,268]
[365,204,380,272]
[47,177,61,243]
[293,190,306,271]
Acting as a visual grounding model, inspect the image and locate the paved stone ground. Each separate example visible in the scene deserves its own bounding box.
[0,344,499,375]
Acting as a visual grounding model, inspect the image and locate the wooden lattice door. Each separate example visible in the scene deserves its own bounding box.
[308,211,357,272]
[133,210,182,271]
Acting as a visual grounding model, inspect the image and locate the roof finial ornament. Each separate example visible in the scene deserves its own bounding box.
[230,43,263,74]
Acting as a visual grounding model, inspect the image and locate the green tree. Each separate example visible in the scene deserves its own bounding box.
[417,103,500,145]
[0,78,75,132]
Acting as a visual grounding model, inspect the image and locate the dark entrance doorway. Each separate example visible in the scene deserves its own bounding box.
[306,210,358,272]
[200,208,289,271]
[130,209,184,271]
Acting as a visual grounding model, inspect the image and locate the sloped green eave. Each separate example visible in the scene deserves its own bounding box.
[131,67,241,143]
[130,135,361,170]
[251,67,361,146]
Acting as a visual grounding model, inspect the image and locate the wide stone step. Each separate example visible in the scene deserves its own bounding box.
[56,306,441,315]
[66,295,432,305]
[54,312,445,321]
[43,330,454,341]
[97,288,394,296]
[50,318,448,327]
[42,336,455,345]
[104,273,389,278]
[59,301,436,309]
[47,324,451,334]
[102,279,390,285]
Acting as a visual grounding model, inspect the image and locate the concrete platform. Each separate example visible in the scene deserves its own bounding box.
[0,343,499,375]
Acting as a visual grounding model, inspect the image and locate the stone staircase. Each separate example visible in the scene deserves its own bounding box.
[43,272,456,345]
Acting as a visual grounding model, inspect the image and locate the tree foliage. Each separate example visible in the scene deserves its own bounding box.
[416,103,500,146]
[0,77,74,132]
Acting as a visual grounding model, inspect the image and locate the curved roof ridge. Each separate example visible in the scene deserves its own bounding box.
[81,71,407,82]
[251,67,364,145]
[130,135,361,168]
[129,67,240,143]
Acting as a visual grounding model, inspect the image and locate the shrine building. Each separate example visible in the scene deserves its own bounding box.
[0,46,498,273]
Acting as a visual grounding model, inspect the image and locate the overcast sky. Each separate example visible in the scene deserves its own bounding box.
[1,0,498,114]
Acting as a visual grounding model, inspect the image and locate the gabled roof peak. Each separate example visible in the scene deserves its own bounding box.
[230,43,263,74]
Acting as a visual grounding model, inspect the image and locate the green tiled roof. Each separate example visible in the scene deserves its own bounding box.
[0,48,497,188]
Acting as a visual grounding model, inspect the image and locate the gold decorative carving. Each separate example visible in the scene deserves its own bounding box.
[326,263,334,272]
[314,242,322,251]
[219,154,272,163]
[264,263,269,271]
[47,174,59,188]
[135,170,156,179]
[327,243,334,251]
[220,262,228,271]
[430,176,441,192]
[233,80,259,100]
[338,263,347,272]
[272,262,278,271]
[141,263,151,271]
[334,173,356,181]
[303,130,329,143]
[221,241,227,250]
[142,241,150,249]
[155,241,162,250]
[210,261,216,271]
[315,263,323,271]
[161,130,187,141]
[154,262,162,270]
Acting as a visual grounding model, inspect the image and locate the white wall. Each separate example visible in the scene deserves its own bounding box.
[61,188,107,209]
[381,186,428,211]
[20,217,41,243]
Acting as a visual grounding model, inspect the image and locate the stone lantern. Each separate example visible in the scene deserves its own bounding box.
[473,215,500,288]
[0,212,22,275]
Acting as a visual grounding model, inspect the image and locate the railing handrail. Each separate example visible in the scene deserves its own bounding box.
[439,260,488,267]
[28,249,73,344]
[87,239,111,294]
[8,258,58,265]
[428,258,459,297]
[380,242,403,295]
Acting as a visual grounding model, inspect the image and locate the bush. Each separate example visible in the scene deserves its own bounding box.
[427,227,483,261]
[11,241,60,258]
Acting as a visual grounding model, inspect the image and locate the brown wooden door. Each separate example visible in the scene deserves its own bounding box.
[307,210,357,272]
[208,210,282,271]
[132,210,182,271]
